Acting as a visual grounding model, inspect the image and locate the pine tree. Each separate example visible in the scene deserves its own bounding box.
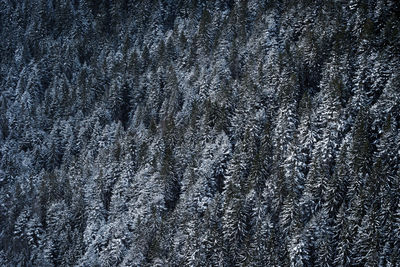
[159,143,180,211]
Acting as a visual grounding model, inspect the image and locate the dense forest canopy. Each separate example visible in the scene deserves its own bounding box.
[0,0,400,266]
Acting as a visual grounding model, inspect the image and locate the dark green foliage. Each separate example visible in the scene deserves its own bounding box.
[0,0,399,266]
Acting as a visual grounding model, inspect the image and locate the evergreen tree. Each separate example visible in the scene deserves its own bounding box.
[1,1,399,265]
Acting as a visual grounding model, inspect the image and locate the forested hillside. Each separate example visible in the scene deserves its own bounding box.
[1,0,400,266]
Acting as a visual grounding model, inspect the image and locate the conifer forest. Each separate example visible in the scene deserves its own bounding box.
[1,0,400,266]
